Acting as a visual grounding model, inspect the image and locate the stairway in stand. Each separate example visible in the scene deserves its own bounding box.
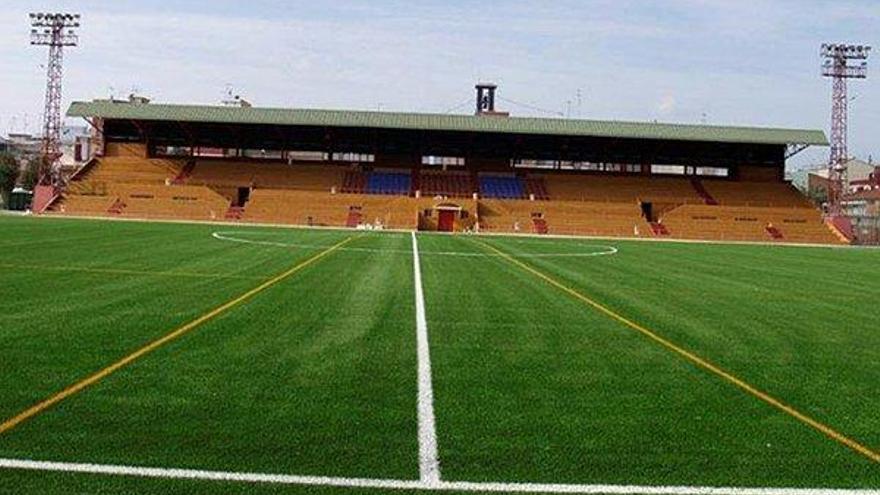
[32,185,60,213]
[172,161,196,185]
[225,205,245,220]
[342,171,367,194]
[346,206,363,227]
[649,221,670,236]
[524,177,549,200]
[107,197,127,215]
[690,178,719,205]
[765,225,784,240]
[410,168,421,193]
[827,216,853,243]
[532,215,548,234]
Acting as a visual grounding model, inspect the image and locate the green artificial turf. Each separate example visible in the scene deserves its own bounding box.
[421,235,880,487]
[0,215,878,494]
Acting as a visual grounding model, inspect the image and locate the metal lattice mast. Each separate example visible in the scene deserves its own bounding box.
[29,12,80,187]
[821,43,870,214]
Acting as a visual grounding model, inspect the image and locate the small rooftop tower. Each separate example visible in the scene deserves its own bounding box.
[475,83,497,115]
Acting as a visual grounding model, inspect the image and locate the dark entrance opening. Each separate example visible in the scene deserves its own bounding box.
[237,187,251,206]
[640,201,654,222]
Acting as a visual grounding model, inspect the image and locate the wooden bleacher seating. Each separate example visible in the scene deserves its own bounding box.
[542,174,702,204]
[243,190,420,230]
[187,161,343,190]
[478,199,650,238]
[701,180,813,208]
[53,153,843,244]
[660,204,840,244]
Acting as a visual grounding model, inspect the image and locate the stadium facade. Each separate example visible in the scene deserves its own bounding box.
[46,94,846,244]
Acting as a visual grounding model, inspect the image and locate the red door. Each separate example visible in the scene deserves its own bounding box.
[437,210,455,232]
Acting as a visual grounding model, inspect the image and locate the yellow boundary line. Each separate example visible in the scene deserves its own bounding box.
[472,238,880,464]
[0,236,356,436]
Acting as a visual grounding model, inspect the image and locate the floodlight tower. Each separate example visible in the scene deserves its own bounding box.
[821,43,870,213]
[29,12,81,186]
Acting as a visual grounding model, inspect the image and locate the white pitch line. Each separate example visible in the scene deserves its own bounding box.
[0,458,421,490]
[212,231,619,258]
[411,231,441,485]
[1,458,877,495]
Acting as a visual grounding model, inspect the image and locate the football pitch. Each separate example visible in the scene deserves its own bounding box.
[0,215,879,494]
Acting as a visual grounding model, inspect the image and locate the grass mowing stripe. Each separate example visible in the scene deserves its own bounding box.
[0,263,266,280]
[411,233,440,485]
[1,458,878,495]
[0,236,356,436]
[471,237,880,465]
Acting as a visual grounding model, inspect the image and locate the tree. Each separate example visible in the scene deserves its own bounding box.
[0,153,19,209]
[808,187,828,207]
[20,156,42,191]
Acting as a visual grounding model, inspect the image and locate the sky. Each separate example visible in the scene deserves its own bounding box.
[1,0,877,169]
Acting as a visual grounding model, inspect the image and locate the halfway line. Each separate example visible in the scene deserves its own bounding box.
[472,238,880,464]
[411,232,441,484]
[0,236,355,436]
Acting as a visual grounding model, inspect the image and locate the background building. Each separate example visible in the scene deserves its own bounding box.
[804,158,876,202]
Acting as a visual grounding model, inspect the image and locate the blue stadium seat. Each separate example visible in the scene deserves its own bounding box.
[366,172,411,195]
[479,176,525,199]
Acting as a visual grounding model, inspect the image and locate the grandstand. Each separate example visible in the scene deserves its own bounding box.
[50,98,843,244]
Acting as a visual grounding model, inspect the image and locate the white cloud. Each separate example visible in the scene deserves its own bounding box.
[657,94,676,115]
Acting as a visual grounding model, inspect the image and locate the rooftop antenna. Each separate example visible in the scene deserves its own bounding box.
[576,88,583,118]
[222,85,252,107]
[29,12,81,186]
[821,43,870,213]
